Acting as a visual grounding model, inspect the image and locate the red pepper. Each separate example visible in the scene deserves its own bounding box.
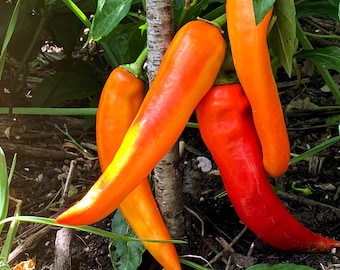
[56,19,226,225]
[96,65,181,270]
[196,83,340,251]
[226,0,290,177]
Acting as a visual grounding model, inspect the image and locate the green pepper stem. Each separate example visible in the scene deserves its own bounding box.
[121,47,148,78]
[211,13,226,29]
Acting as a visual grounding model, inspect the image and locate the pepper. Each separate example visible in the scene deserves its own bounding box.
[226,0,290,177]
[96,65,181,269]
[56,19,226,225]
[196,83,340,251]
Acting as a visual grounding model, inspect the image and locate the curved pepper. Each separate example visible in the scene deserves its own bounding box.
[96,66,181,269]
[56,19,226,225]
[196,83,340,251]
[226,0,290,177]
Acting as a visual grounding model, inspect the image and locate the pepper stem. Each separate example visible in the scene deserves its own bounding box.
[210,13,226,29]
[121,47,148,79]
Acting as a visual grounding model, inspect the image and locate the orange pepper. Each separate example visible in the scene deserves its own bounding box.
[96,65,181,269]
[226,0,290,177]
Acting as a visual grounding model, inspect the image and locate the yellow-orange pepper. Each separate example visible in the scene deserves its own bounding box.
[226,0,290,177]
[56,20,226,227]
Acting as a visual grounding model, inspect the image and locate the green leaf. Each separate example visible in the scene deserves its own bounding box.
[91,0,133,41]
[247,263,316,270]
[104,21,146,64]
[268,0,296,76]
[0,147,9,235]
[0,0,22,79]
[180,258,211,269]
[290,135,340,165]
[296,47,340,73]
[109,210,145,270]
[296,0,339,21]
[253,0,276,25]
[31,62,101,107]
[0,258,10,270]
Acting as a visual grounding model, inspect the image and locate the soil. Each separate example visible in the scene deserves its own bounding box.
[1,18,340,270]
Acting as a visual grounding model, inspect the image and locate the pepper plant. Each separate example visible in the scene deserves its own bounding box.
[1,0,340,270]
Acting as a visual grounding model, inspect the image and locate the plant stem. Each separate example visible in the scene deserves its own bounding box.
[62,0,119,67]
[296,19,340,105]
[0,107,97,115]
[304,32,340,39]
[211,13,226,29]
[62,0,91,28]
[128,11,147,21]
[123,47,148,78]
[100,41,120,67]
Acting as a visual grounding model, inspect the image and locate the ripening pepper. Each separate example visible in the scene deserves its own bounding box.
[56,19,226,226]
[196,83,340,251]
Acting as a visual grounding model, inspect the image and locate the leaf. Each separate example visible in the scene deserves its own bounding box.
[91,0,133,41]
[247,263,316,270]
[31,62,101,107]
[296,47,340,73]
[104,21,146,64]
[268,0,296,76]
[0,147,9,235]
[47,13,83,56]
[253,0,276,25]
[109,210,145,270]
[296,0,339,21]
[290,135,340,165]
[175,0,211,27]
[0,0,22,79]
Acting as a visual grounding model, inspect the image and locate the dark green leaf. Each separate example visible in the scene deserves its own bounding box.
[175,0,210,27]
[253,0,276,25]
[296,0,339,21]
[247,263,316,270]
[0,147,9,235]
[91,0,133,41]
[47,13,83,56]
[268,0,296,76]
[104,21,146,64]
[174,0,184,9]
[109,210,145,270]
[31,62,101,107]
[296,47,340,73]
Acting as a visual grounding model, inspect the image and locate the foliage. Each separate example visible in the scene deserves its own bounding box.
[109,210,145,270]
